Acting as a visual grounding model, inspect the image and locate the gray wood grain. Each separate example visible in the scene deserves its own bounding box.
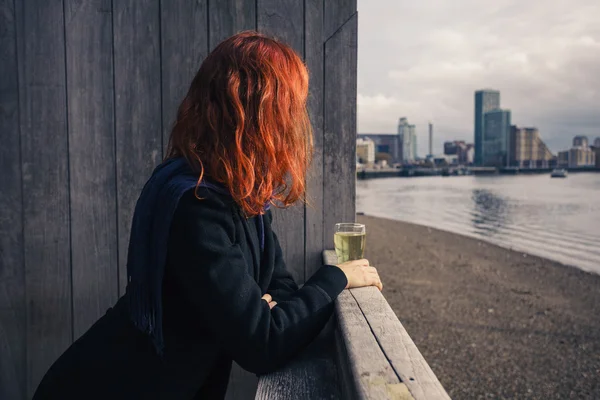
[16,0,72,396]
[325,251,449,400]
[335,289,406,399]
[0,1,25,398]
[113,0,163,295]
[208,0,255,50]
[324,0,357,40]
[160,0,208,153]
[350,287,450,400]
[255,321,340,400]
[257,0,303,52]
[304,0,325,281]
[257,0,305,285]
[325,251,406,399]
[64,0,118,339]
[323,13,357,250]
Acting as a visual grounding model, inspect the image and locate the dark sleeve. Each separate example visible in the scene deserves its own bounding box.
[265,210,299,302]
[168,192,348,375]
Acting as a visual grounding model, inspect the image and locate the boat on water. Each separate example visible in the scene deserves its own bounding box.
[550,168,568,178]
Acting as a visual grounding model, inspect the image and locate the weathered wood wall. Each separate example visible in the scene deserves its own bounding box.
[0,0,357,399]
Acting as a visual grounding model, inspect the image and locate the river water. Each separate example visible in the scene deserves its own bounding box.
[356,173,600,274]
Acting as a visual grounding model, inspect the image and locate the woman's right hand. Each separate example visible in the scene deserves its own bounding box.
[335,259,383,291]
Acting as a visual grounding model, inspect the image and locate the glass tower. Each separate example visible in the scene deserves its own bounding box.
[474,90,500,165]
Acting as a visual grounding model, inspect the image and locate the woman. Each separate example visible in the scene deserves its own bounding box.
[33,31,382,399]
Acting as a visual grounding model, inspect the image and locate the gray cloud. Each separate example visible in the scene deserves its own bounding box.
[357,0,600,155]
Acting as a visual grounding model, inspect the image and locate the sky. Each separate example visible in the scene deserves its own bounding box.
[356,0,600,156]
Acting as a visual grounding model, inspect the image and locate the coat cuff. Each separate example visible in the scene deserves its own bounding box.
[305,264,348,302]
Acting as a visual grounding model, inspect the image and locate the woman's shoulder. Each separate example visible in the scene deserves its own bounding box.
[173,188,240,242]
[177,186,241,217]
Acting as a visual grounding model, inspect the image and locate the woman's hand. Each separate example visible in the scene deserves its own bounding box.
[335,258,383,291]
[261,294,277,309]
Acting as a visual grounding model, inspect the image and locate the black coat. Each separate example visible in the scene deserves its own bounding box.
[32,188,347,399]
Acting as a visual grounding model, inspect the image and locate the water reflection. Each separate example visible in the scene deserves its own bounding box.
[470,189,510,236]
[356,174,600,273]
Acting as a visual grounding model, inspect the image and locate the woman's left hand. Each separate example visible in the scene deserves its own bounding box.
[261,294,277,309]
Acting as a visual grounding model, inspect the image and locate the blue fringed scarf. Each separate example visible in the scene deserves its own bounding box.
[124,157,268,354]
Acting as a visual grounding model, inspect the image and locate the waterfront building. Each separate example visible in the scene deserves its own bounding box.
[465,144,475,165]
[573,136,589,148]
[594,147,600,168]
[398,117,417,163]
[482,109,511,167]
[444,141,460,155]
[443,140,473,165]
[356,133,401,162]
[568,147,595,167]
[509,126,555,168]
[474,89,500,165]
[557,138,596,167]
[356,138,376,165]
[412,127,418,160]
[557,151,569,167]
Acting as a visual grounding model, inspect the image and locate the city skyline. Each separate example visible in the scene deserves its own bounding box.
[356,0,600,155]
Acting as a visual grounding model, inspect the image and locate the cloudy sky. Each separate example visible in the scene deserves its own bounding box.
[357,0,600,155]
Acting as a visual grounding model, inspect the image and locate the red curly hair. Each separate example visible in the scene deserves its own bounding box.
[166,31,312,216]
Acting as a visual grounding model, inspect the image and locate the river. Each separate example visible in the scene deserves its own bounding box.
[356,173,600,274]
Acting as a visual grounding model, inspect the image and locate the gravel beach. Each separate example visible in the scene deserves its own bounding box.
[358,214,600,399]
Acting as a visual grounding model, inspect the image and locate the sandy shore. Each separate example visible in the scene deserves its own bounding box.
[358,214,600,399]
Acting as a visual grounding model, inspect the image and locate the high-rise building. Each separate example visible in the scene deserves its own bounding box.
[509,126,555,168]
[594,137,600,148]
[398,117,417,163]
[428,122,433,157]
[573,136,589,148]
[482,109,511,167]
[412,127,418,160]
[474,89,500,165]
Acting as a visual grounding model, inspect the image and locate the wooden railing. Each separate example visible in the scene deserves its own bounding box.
[256,251,450,399]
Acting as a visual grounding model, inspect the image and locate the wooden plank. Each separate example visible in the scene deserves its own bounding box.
[113,0,163,294]
[324,0,356,40]
[257,0,303,52]
[255,320,340,400]
[323,13,357,250]
[160,0,208,153]
[16,0,72,396]
[335,289,407,399]
[0,1,25,398]
[64,0,118,339]
[325,251,449,400]
[304,0,325,280]
[257,0,305,285]
[327,247,406,399]
[350,287,450,400]
[208,0,255,50]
